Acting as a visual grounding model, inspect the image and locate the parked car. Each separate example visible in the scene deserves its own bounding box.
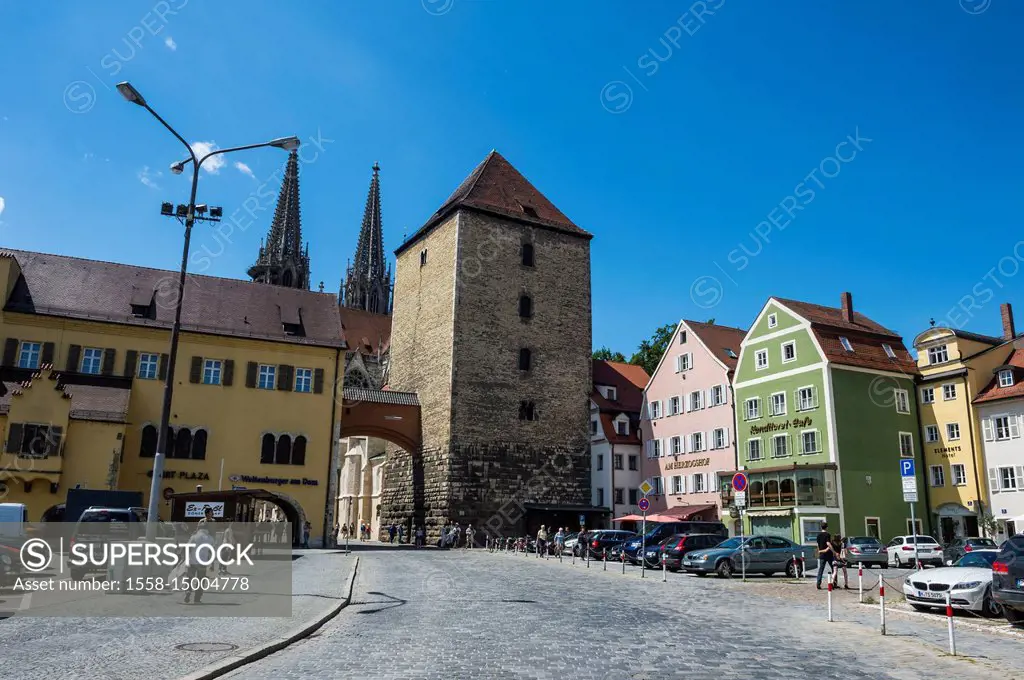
[69,506,147,580]
[650,533,724,571]
[0,542,21,587]
[886,535,943,568]
[992,535,1024,627]
[562,532,579,554]
[943,537,998,565]
[682,536,813,578]
[620,521,728,565]
[843,536,888,568]
[903,550,1002,617]
[578,530,636,558]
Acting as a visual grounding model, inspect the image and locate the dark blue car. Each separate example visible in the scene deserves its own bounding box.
[620,521,728,566]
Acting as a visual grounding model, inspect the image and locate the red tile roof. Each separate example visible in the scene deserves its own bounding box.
[974,345,1024,404]
[397,151,591,254]
[684,320,746,370]
[3,250,344,348]
[592,360,648,412]
[776,297,899,337]
[339,307,391,355]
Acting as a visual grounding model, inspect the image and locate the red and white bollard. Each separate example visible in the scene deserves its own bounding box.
[827,580,834,622]
[662,553,667,582]
[603,548,607,571]
[621,550,626,575]
[946,592,957,655]
[879,574,886,636]
[858,563,864,603]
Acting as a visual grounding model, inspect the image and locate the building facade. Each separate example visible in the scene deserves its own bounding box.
[912,304,1018,541]
[733,293,926,545]
[381,151,596,541]
[639,320,745,533]
[0,249,344,545]
[590,359,648,528]
[973,339,1024,540]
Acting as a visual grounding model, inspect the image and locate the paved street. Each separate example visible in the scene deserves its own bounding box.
[223,548,1024,680]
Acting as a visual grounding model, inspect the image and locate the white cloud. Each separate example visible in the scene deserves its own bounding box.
[0,196,5,217]
[190,141,225,174]
[165,36,177,51]
[234,161,255,178]
[137,166,161,189]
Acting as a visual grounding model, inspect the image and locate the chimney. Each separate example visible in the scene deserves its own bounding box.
[1001,303,1016,340]
[840,292,854,323]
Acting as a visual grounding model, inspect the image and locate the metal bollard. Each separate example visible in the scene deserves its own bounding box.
[621,551,625,574]
[662,553,667,582]
[572,548,576,566]
[603,548,607,571]
[586,547,590,568]
[946,592,956,655]
[858,563,864,603]
[879,574,886,635]
[827,580,833,622]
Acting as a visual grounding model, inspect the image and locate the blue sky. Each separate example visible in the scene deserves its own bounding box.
[1,1,1022,355]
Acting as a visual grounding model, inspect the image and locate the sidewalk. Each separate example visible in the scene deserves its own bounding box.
[0,550,356,680]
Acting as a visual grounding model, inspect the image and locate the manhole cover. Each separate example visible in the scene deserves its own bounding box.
[175,642,238,653]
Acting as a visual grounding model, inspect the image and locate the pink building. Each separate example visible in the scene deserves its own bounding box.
[639,320,745,532]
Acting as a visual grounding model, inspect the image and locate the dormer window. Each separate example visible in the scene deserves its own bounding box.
[839,336,853,352]
[927,344,949,365]
[615,420,628,436]
[518,201,539,219]
[130,286,156,320]
[282,322,305,337]
[607,386,617,401]
[725,348,738,359]
[882,343,896,359]
[999,369,1015,388]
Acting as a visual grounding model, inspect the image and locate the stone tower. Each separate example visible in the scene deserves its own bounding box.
[248,150,311,290]
[340,163,392,314]
[381,151,594,541]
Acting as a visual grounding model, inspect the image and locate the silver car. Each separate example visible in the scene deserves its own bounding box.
[844,536,888,568]
[902,550,1002,617]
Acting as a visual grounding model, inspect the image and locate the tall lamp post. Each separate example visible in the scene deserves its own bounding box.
[116,81,300,539]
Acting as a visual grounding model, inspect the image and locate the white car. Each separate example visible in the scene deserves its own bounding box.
[902,550,1002,617]
[886,534,944,568]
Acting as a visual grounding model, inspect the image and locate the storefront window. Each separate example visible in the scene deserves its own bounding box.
[749,480,765,507]
[764,475,780,506]
[797,469,825,505]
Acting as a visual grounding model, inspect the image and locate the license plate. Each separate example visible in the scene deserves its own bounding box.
[917,590,942,600]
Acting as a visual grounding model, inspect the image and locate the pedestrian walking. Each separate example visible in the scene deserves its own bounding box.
[302,521,311,549]
[183,519,215,604]
[332,523,339,548]
[536,525,548,558]
[831,534,850,589]
[554,527,565,555]
[389,523,397,544]
[466,524,476,549]
[415,525,425,548]
[815,522,835,590]
[398,524,405,544]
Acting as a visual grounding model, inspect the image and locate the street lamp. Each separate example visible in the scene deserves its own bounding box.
[117,81,300,540]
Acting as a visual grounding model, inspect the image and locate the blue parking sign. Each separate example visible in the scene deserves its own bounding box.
[899,459,915,477]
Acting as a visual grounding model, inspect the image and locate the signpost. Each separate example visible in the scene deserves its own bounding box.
[639,480,653,579]
[732,473,748,539]
[900,459,921,569]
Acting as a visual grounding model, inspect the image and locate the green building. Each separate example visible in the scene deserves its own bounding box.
[732,292,928,546]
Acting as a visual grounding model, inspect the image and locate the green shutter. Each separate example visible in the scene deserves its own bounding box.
[41,342,55,366]
[102,348,116,375]
[189,356,203,384]
[6,423,23,453]
[245,362,258,388]
[313,368,325,394]
[2,338,19,366]
[277,365,293,391]
[223,359,234,386]
[66,345,82,372]
[124,350,138,378]
[158,353,169,380]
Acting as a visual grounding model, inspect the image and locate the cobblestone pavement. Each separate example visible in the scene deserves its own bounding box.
[0,550,355,680]
[223,548,1024,680]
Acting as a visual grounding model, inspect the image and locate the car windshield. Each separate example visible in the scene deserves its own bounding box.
[967,538,996,547]
[714,537,746,550]
[80,511,133,523]
[956,552,996,568]
[907,536,938,545]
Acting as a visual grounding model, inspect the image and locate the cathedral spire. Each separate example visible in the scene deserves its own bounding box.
[341,162,392,314]
[248,151,310,289]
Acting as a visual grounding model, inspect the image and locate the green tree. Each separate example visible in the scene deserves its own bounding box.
[592,347,627,362]
[629,322,677,375]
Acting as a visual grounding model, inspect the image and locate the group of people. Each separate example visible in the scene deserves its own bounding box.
[440,522,476,549]
[814,522,853,590]
[337,522,375,542]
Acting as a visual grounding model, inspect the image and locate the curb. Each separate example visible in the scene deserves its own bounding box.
[856,601,1024,640]
[177,556,360,680]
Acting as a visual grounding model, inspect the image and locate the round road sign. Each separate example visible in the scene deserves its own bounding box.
[731,473,748,493]
[637,497,650,512]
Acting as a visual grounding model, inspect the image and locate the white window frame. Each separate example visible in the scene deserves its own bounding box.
[767,313,778,328]
[928,345,949,365]
[672,475,683,494]
[799,429,820,455]
[899,432,914,458]
[747,437,762,461]
[894,388,910,414]
[951,464,967,487]
[770,391,787,417]
[920,387,935,404]
[796,385,818,411]
[678,330,687,345]
[651,439,662,458]
[865,517,882,540]
[781,340,797,364]
[929,465,945,488]
[648,400,661,419]
[946,422,960,441]
[999,369,1015,388]
[138,353,159,380]
[690,431,705,452]
[81,347,103,374]
[772,433,789,458]
[675,352,692,372]
[998,466,1019,491]
[924,425,939,443]
[688,390,703,412]
[202,359,223,385]
[744,397,761,421]
[710,384,725,406]
[295,367,313,393]
[942,383,957,401]
[839,336,853,352]
[882,343,896,359]
[670,436,682,455]
[755,348,769,371]
[692,473,707,494]
[257,364,277,390]
[615,419,628,436]
[18,341,41,369]
[712,428,726,450]
[668,396,681,416]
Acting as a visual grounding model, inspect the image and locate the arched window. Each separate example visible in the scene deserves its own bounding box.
[174,428,192,460]
[292,435,307,466]
[518,295,532,319]
[519,348,532,371]
[260,433,276,464]
[191,429,207,460]
[275,434,292,465]
[140,425,158,458]
[282,270,294,287]
[521,243,534,267]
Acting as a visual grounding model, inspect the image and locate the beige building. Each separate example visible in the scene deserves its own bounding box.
[336,435,386,535]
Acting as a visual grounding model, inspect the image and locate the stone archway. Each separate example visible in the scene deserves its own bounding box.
[264,490,308,546]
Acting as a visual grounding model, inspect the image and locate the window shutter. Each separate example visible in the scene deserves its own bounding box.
[66,344,81,372]
[102,348,116,376]
[982,418,994,442]
[277,365,293,391]
[988,468,1000,493]
[245,362,258,388]
[1011,417,1021,439]
[47,426,63,456]
[724,428,730,447]
[158,353,169,380]
[2,338,18,366]
[124,350,137,378]
[189,356,202,384]
[41,342,55,366]
[313,368,325,394]
[6,423,23,453]
[1016,466,1024,490]
[223,359,234,386]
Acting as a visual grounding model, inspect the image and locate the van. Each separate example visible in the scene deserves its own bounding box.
[0,503,28,539]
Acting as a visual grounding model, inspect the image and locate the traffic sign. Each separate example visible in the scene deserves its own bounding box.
[639,480,653,496]
[899,459,915,477]
[578,514,585,525]
[734,491,746,507]
[732,472,748,493]
[637,497,650,512]
[903,490,918,503]
[902,477,918,492]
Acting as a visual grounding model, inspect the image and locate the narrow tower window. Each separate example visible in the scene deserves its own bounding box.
[521,243,535,267]
[518,295,532,319]
[519,348,532,371]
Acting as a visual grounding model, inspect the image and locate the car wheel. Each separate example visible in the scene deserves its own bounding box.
[716,559,734,579]
[1003,606,1024,626]
[785,559,799,578]
[70,567,86,581]
[981,590,1003,618]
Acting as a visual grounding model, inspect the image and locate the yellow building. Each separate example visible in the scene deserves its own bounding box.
[913,303,1018,542]
[0,249,345,545]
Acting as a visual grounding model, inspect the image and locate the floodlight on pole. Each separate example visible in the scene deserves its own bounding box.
[269,136,301,151]
[116,81,146,106]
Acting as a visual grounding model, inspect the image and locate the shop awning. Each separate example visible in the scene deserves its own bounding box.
[744,509,793,517]
[652,504,717,520]
[612,514,643,522]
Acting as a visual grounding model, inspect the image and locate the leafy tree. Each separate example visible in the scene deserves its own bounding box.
[629,322,677,375]
[592,347,627,362]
